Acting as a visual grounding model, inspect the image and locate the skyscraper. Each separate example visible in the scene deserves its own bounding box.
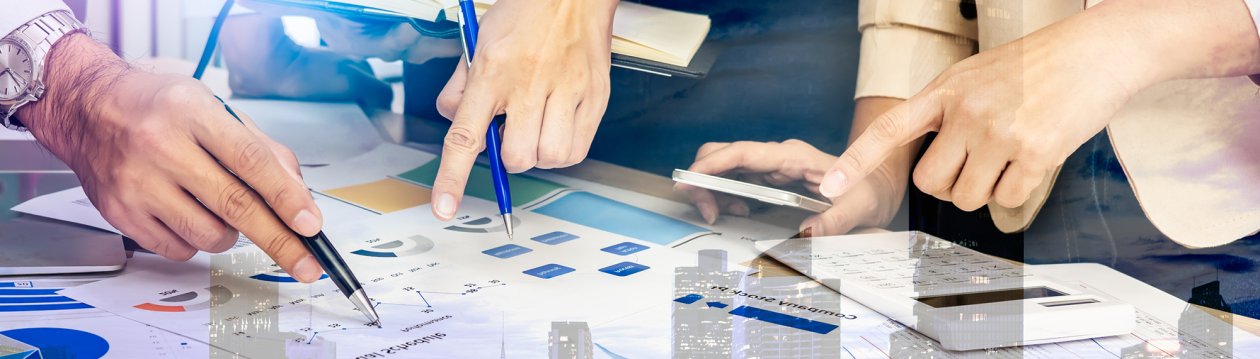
[549,321,593,359]
[673,249,742,358]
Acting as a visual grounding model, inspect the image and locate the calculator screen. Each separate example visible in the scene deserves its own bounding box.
[915,287,1066,308]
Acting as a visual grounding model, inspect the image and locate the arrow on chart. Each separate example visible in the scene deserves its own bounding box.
[706,301,728,309]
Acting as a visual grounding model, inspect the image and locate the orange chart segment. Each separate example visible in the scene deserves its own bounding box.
[324,178,432,213]
[133,303,187,312]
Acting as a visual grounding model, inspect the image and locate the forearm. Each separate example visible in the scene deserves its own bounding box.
[1069,0,1260,89]
[16,33,131,164]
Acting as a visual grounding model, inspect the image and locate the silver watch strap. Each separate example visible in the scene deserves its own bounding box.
[2,10,86,131]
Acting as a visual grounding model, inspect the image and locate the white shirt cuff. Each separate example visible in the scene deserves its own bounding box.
[0,1,71,39]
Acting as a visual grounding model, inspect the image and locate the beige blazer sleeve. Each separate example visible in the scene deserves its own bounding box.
[854,0,976,100]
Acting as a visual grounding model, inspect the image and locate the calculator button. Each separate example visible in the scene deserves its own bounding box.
[1001,271,1030,278]
[856,274,883,282]
[874,282,904,289]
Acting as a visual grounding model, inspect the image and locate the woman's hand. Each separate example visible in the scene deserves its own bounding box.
[430,0,616,221]
[820,0,1260,211]
[678,140,905,235]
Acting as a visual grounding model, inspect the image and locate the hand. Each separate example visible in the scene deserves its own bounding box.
[312,14,463,64]
[238,0,462,64]
[678,140,905,236]
[18,34,327,283]
[819,0,1260,211]
[219,14,394,110]
[430,0,616,220]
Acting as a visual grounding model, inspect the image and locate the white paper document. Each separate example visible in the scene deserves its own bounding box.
[0,275,210,359]
[228,99,384,166]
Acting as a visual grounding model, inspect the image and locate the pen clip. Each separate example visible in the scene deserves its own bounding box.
[456,12,472,68]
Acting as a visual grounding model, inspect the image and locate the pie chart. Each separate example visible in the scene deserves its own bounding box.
[0,328,109,359]
[352,235,435,258]
[251,269,329,283]
[133,285,233,312]
[444,215,522,233]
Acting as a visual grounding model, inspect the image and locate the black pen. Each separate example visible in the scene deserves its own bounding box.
[300,231,381,326]
[216,97,380,326]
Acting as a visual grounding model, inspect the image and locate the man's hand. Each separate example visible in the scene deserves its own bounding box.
[679,140,905,236]
[431,0,616,220]
[18,34,326,283]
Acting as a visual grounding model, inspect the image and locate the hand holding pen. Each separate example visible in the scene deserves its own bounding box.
[428,0,618,235]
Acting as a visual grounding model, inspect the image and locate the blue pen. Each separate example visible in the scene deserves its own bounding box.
[457,0,515,240]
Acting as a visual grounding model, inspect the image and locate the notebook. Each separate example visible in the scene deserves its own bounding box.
[254,0,713,71]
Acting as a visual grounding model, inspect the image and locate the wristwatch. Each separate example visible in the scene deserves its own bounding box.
[0,10,86,132]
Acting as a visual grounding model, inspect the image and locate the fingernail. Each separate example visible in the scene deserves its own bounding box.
[293,210,321,237]
[819,170,848,197]
[700,205,717,225]
[294,255,324,283]
[731,202,751,217]
[799,221,822,238]
[435,193,456,219]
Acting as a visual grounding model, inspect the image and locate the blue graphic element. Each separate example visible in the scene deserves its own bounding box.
[594,343,629,359]
[250,273,328,283]
[0,289,58,295]
[530,231,579,245]
[0,282,94,312]
[674,294,703,304]
[0,328,110,358]
[0,303,93,312]
[728,306,838,335]
[522,264,575,279]
[482,244,533,259]
[601,242,649,256]
[706,301,728,309]
[533,192,709,245]
[598,262,650,277]
[0,296,77,304]
[351,249,396,258]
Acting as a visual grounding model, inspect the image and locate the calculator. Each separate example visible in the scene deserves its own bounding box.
[755,231,1135,351]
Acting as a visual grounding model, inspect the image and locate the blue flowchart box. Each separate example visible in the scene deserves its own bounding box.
[531,231,579,245]
[599,262,650,277]
[601,242,649,256]
[482,244,532,259]
[523,264,576,279]
[533,192,709,245]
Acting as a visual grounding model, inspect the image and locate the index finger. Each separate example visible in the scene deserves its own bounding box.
[819,93,942,198]
[431,76,499,221]
[198,107,323,238]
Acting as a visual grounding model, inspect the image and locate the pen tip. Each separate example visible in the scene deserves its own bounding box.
[503,214,514,240]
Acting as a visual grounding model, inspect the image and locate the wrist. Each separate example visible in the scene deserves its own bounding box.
[16,33,132,160]
[1078,0,1260,87]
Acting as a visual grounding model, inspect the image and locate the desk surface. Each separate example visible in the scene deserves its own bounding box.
[142,57,1260,336]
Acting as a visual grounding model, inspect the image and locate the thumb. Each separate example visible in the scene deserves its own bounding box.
[818,93,941,198]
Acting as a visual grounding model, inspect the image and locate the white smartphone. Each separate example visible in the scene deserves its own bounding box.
[672,169,831,213]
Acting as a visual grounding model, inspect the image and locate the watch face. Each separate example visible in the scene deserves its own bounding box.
[0,39,33,102]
